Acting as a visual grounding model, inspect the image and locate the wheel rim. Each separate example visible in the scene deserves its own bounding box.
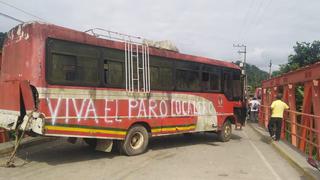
[224,125,231,138]
[130,132,144,150]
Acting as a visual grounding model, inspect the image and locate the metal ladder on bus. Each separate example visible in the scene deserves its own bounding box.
[125,41,150,93]
[84,28,151,93]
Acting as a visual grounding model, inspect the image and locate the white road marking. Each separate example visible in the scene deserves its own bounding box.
[242,130,282,180]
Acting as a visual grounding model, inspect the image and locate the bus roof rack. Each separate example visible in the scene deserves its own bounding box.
[84,28,146,45]
[84,28,179,52]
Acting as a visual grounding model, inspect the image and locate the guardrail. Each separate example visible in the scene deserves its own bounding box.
[260,105,320,159]
[259,62,320,160]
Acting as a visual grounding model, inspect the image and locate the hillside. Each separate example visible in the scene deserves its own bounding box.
[0,32,5,50]
[234,61,269,91]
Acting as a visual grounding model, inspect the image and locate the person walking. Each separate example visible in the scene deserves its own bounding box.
[268,94,289,141]
[249,97,260,122]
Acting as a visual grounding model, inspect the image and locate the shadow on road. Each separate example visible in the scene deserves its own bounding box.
[4,132,242,166]
[149,132,241,151]
[12,139,116,166]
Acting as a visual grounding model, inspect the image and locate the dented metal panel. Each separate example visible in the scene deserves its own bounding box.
[0,81,21,130]
[20,80,35,112]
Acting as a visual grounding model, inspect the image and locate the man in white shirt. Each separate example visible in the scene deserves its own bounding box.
[249,97,260,122]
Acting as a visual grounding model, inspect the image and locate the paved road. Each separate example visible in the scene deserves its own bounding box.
[0,125,306,180]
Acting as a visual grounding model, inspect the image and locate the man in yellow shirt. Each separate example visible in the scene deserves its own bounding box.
[268,94,289,141]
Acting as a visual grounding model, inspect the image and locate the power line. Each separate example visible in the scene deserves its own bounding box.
[241,0,273,41]
[0,12,24,23]
[238,0,256,41]
[0,0,47,22]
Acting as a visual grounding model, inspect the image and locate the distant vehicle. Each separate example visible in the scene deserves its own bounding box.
[0,22,245,155]
[255,88,262,99]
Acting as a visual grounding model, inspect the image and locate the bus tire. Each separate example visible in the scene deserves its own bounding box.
[120,125,149,156]
[218,120,232,142]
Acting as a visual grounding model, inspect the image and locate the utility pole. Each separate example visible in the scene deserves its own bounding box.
[233,44,247,100]
[268,60,272,79]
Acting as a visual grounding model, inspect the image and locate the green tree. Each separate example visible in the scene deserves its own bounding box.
[234,61,269,91]
[271,70,281,77]
[0,32,7,50]
[271,41,320,111]
[277,41,320,74]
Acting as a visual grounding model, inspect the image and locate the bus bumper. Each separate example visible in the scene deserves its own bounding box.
[0,109,20,130]
[0,80,44,134]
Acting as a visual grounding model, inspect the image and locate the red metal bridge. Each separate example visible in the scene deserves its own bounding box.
[259,62,320,160]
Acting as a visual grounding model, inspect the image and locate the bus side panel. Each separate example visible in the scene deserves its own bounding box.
[0,81,21,130]
[20,80,36,113]
[36,88,223,139]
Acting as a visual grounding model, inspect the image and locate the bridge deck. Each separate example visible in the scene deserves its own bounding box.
[0,125,309,180]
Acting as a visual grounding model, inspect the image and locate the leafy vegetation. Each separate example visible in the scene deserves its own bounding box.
[270,40,320,116]
[0,32,6,50]
[272,41,320,76]
[234,61,269,91]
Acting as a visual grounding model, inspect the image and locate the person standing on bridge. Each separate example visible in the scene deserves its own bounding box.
[249,97,260,122]
[268,94,289,141]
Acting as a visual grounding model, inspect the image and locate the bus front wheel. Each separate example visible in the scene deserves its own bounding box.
[218,120,232,142]
[120,125,149,156]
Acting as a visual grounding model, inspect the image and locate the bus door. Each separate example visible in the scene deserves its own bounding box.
[199,66,221,130]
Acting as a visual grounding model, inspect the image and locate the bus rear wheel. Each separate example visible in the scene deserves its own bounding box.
[218,120,232,142]
[120,125,149,156]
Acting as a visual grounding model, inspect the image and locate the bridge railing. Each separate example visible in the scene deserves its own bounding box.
[283,110,320,158]
[259,62,320,160]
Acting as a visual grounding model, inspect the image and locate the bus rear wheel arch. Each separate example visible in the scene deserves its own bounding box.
[218,119,232,142]
[120,124,149,156]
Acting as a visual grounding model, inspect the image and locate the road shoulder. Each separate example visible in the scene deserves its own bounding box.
[248,122,320,180]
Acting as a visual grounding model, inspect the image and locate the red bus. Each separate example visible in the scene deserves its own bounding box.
[0,22,245,155]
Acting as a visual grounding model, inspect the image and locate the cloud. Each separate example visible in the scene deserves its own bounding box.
[1,0,319,72]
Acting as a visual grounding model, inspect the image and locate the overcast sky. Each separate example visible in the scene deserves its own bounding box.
[1,0,319,72]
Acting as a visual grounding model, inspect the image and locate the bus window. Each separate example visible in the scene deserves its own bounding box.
[104,60,108,84]
[47,39,100,86]
[201,66,221,92]
[51,54,77,82]
[150,66,160,89]
[77,56,99,83]
[223,71,233,100]
[232,70,242,100]
[201,72,210,91]
[160,67,173,90]
[48,53,99,86]
[209,69,221,91]
[175,60,200,91]
[104,60,124,86]
[176,69,200,91]
[149,56,174,91]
